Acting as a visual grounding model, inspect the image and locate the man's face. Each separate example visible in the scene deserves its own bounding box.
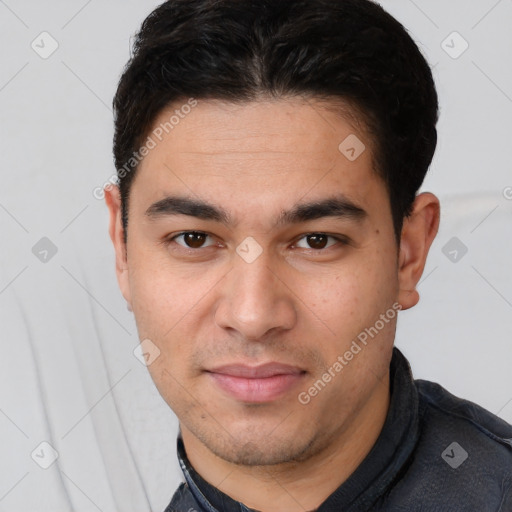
[110,98,405,466]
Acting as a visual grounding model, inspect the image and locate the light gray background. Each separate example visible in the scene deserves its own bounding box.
[1,1,511,511]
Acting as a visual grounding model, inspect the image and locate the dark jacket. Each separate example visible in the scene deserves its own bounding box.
[165,347,512,511]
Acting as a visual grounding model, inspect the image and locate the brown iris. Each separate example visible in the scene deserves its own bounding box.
[305,234,328,249]
[183,232,208,248]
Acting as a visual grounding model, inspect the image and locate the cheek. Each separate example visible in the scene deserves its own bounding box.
[127,247,223,364]
[126,256,193,352]
[127,237,202,314]
[297,252,397,335]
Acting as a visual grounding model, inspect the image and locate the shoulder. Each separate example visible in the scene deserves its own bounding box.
[416,378,512,449]
[381,378,512,509]
[396,379,512,507]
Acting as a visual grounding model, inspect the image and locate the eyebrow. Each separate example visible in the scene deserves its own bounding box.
[145,194,367,227]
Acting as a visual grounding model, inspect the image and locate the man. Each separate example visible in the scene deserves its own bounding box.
[105,0,512,510]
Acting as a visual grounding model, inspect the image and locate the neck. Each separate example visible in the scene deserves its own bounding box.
[181,373,391,512]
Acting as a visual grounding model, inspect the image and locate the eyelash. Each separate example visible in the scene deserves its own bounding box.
[164,231,350,253]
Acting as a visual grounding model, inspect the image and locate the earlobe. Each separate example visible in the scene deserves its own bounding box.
[104,185,132,308]
[397,192,440,311]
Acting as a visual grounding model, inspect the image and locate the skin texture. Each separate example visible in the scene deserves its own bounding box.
[105,97,440,511]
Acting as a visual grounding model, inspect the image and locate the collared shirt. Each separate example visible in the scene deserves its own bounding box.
[165,347,512,511]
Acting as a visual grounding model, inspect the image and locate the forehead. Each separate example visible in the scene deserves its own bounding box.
[131,97,386,225]
[144,97,371,160]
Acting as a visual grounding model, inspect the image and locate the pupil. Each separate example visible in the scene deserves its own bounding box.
[308,234,327,249]
[186,232,205,248]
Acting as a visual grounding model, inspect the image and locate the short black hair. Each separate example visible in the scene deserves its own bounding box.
[113,0,439,242]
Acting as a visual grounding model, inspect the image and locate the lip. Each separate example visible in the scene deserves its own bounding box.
[206,362,306,403]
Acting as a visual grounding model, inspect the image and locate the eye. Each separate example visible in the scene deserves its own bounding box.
[293,233,346,250]
[169,231,216,249]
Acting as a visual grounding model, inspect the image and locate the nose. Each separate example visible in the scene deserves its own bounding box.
[214,248,297,342]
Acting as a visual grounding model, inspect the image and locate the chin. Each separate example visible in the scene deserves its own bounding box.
[192,419,323,467]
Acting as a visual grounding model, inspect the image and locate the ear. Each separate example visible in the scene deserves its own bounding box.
[398,192,440,310]
[104,185,132,309]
